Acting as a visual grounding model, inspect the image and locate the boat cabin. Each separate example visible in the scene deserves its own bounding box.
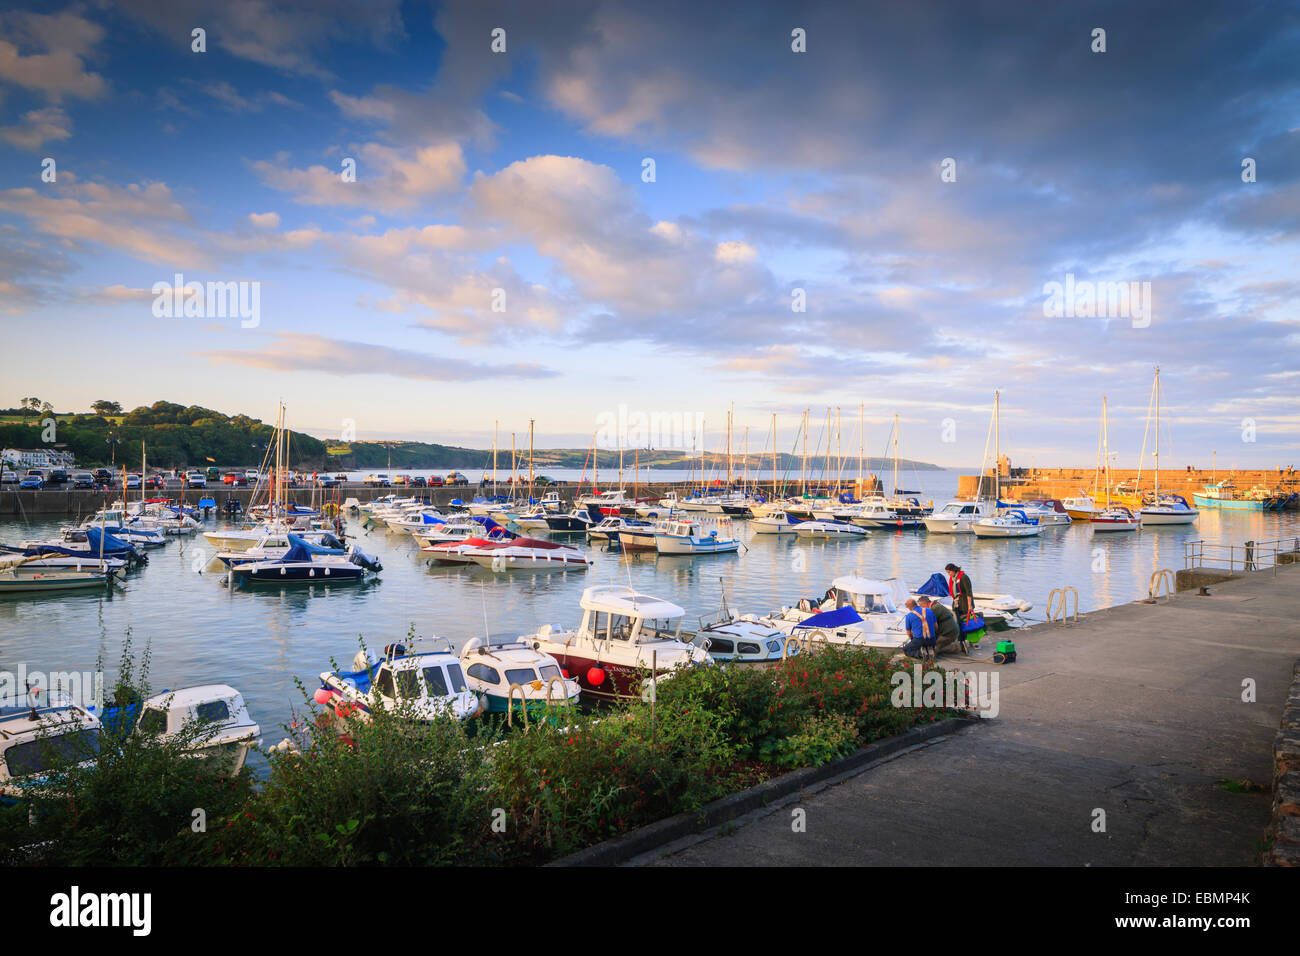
[1,697,100,794]
[824,576,899,615]
[574,586,686,645]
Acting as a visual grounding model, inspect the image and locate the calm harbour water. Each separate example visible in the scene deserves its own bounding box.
[2,468,1297,755]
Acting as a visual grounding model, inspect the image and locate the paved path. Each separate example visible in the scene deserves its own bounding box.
[648,564,1298,866]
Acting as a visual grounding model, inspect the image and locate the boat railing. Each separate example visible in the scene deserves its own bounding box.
[1183,537,1300,574]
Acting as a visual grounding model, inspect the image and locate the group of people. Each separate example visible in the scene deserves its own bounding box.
[901,563,975,660]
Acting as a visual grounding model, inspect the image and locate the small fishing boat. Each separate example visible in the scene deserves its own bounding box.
[693,594,800,664]
[544,508,596,533]
[654,517,740,554]
[793,520,868,539]
[1063,494,1099,521]
[317,640,480,723]
[1090,506,1140,532]
[751,510,802,534]
[463,537,592,571]
[214,530,347,566]
[1011,499,1071,526]
[0,557,117,593]
[511,510,554,532]
[421,527,515,565]
[527,585,711,702]
[586,515,651,542]
[847,498,927,529]
[1140,494,1199,526]
[228,534,382,584]
[1,695,100,802]
[616,519,667,552]
[972,508,1041,538]
[102,685,261,773]
[923,498,996,533]
[459,638,581,717]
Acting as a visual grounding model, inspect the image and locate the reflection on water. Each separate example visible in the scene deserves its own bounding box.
[2,468,1296,749]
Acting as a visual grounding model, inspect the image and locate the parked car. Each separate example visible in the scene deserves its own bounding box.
[409,476,427,488]
[126,473,142,489]
[71,472,96,489]
[144,475,164,490]
[245,470,260,481]
[391,474,409,486]
[186,471,207,487]
[0,470,18,484]
[317,475,340,488]
[363,474,391,487]
[93,468,113,484]
[19,472,44,489]
[445,472,469,486]
[533,475,554,486]
[426,475,445,487]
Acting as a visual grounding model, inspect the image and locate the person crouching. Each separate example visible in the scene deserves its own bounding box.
[903,598,938,661]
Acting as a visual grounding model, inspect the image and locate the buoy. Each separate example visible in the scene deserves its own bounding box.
[560,668,570,679]
[587,666,606,687]
[313,688,332,705]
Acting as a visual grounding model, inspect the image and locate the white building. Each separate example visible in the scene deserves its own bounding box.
[1,448,76,470]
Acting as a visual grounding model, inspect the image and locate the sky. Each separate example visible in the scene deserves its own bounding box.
[0,0,1297,469]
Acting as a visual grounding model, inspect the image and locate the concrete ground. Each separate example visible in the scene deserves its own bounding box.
[647,563,1298,866]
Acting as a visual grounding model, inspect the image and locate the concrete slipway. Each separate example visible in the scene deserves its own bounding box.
[643,564,1298,867]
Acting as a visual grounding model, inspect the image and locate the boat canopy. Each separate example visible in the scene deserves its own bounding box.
[914,572,951,599]
[579,585,684,620]
[794,606,864,630]
[830,575,892,596]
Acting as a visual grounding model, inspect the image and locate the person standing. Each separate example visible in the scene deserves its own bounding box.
[945,562,974,624]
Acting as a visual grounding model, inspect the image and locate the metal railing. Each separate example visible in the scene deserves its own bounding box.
[1183,536,1300,574]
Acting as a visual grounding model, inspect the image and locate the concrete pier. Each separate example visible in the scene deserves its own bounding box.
[646,563,1300,867]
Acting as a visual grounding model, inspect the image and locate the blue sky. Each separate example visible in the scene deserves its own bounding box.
[0,0,1297,469]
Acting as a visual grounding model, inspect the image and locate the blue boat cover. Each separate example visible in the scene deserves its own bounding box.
[915,572,950,598]
[277,533,344,562]
[85,527,134,553]
[794,606,864,629]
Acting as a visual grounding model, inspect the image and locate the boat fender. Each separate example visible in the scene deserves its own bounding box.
[313,687,334,705]
[587,667,606,687]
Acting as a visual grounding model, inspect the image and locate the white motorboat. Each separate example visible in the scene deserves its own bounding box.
[460,638,581,717]
[1010,499,1071,526]
[1090,506,1140,532]
[124,684,261,773]
[527,585,711,702]
[317,639,480,723]
[463,537,592,571]
[1,695,100,799]
[1140,494,1199,526]
[654,517,740,554]
[923,498,996,533]
[793,520,868,539]
[972,508,1041,538]
[752,510,802,534]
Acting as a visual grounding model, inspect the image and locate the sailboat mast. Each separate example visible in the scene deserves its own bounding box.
[993,391,1001,501]
[858,403,864,495]
[771,413,777,500]
[1156,370,1163,495]
[493,420,498,495]
[892,412,899,499]
[1102,395,1110,506]
[801,409,808,495]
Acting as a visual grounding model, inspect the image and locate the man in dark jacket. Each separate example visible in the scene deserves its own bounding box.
[922,596,964,655]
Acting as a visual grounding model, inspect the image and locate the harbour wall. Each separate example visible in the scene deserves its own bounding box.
[957,467,1299,502]
[0,479,873,517]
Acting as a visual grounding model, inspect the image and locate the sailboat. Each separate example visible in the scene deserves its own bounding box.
[973,392,1041,538]
[1090,395,1139,532]
[1138,367,1198,526]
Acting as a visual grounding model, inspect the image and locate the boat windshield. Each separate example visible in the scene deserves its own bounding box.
[505,668,538,685]
[836,588,894,614]
[5,728,100,777]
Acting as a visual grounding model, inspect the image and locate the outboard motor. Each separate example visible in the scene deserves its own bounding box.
[347,546,383,573]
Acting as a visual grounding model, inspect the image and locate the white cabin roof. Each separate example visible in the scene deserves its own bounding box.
[831,575,893,595]
[143,684,241,710]
[579,585,684,620]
